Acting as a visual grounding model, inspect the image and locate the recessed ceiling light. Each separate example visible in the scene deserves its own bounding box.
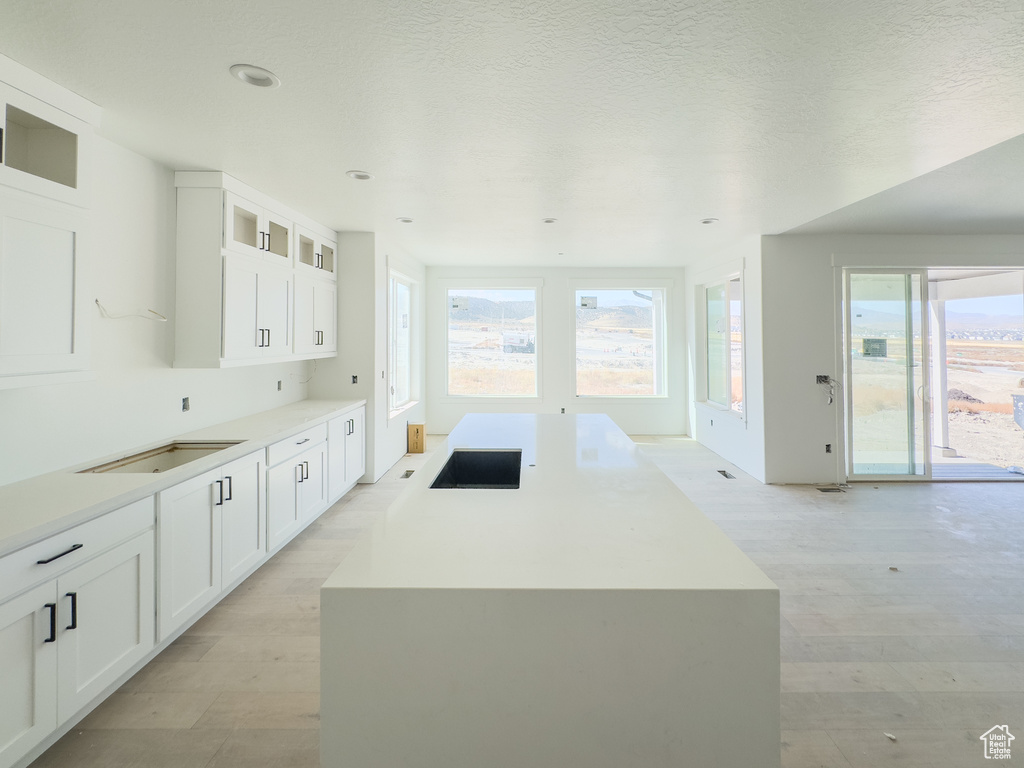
[229,64,280,89]
[542,218,557,224]
[701,217,719,225]
[346,170,373,180]
[396,217,413,223]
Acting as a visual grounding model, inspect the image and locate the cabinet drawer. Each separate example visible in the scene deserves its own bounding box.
[267,423,327,467]
[0,496,154,601]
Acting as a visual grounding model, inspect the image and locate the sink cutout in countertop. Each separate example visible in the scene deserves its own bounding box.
[430,449,522,489]
[78,441,243,474]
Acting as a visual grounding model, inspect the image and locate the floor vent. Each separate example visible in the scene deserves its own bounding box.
[402,470,415,478]
[717,470,735,479]
[817,486,844,493]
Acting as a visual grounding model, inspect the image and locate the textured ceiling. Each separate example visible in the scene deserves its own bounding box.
[2,0,1024,266]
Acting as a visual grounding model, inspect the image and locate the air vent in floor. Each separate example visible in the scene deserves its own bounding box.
[402,470,415,478]
[717,470,735,479]
[817,486,844,493]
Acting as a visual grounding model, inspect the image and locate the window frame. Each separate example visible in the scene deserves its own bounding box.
[387,269,416,418]
[699,273,745,418]
[441,279,543,401]
[571,285,669,399]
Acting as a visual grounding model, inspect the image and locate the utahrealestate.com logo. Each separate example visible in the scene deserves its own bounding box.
[980,725,1014,760]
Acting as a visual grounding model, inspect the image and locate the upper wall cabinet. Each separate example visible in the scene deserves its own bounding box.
[174,172,340,369]
[0,81,93,208]
[223,191,292,267]
[0,193,88,380]
[295,225,336,280]
[0,58,98,388]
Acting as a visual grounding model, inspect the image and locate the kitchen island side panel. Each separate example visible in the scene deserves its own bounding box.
[321,586,780,768]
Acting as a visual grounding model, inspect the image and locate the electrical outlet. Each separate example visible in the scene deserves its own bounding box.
[277,380,282,391]
[352,375,357,384]
[561,407,565,414]
[182,396,190,412]
[825,443,832,453]
[816,374,830,384]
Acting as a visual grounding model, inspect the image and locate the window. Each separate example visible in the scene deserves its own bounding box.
[705,277,743,413]
[575,289,666,396]
[447,288,537,396]
[389,272,412,412]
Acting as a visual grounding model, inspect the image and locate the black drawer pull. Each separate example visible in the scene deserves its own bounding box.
[296,438,310,445]
[44,603,57,642]
[37,543,83,565]
[66,592,78,630]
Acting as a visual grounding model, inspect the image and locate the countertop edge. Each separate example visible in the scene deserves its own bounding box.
[0,399,366,558]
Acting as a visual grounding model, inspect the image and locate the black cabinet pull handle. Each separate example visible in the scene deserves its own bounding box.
[303,460,309,480]
[66,592,78,630]
[225,475,233,502]
[37,543,83,565]
[296,464,304,483]
[267,328,271,347]
[296,438,310,445]
[215,480,224,506]
[44,603,57,642]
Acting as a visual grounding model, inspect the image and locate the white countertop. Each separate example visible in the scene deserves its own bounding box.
[0,399,364,557]
[324,414,776,592]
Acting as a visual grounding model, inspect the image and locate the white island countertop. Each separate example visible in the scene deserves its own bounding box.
[322,413,780,768]
[0,399,364,557]
[325,413,775,592]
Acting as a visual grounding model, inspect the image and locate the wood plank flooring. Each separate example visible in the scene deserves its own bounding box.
[30,435,1024,768]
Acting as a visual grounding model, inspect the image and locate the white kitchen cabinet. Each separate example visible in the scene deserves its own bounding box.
[0,582,57,768]
[294,276,336,356]
[223,190,292,268]
[222,256,292,362]
[345,408,366,486]
[0,497,154,768]
[267,443,326,551]
[295,226,336,280]
[220,452,265,589]
[174,173,339,369]
[0,192,87,383]
[157,450,262,640]
[56,531,154,720]
[327,406,366,502]
[0,80,93,208]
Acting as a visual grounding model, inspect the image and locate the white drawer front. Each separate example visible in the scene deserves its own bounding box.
[0,496,154,601]
[267,423,327,467]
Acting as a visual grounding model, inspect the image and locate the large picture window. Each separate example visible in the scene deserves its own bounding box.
[575,289,665,396]
[447,288,537,396]
[705,277,743,413]
[388,272,412,413]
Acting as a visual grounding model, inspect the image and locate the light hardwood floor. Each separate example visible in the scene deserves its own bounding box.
[30,435,1024,768]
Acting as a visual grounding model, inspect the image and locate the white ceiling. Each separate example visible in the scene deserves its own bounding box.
[3,0,1024,267]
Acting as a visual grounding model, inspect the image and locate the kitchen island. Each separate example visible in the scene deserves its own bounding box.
[321,414,779,767]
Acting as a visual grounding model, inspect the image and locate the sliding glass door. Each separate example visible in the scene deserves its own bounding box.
[844,270,931,479]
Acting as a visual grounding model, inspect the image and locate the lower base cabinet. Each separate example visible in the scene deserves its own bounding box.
[157,451,263,641]
[327,406,365,502]
[0,527,154,768]
[267,442,326,551]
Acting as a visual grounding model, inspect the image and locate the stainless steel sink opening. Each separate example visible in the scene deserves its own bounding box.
[430,449,522,489]
[78,441,243,474]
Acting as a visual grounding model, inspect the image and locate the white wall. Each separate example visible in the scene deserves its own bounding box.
[685,237,766,482]
[309,233,427,482]
[425,266,687,435]
[0,137,310,486]
[761,233,1024,484]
